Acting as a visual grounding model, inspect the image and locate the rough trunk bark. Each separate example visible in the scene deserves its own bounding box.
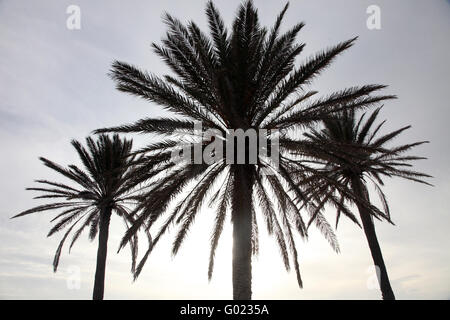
[92,207,112,300]
[351,177,395,300]
[231,165,253,300]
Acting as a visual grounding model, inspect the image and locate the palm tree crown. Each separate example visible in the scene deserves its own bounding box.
[12,134,148,299]
[95,1,395,299]
[301,107,431,226]
[296,107,431,299]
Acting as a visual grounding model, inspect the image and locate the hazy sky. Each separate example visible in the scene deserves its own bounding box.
[0,0,449,299]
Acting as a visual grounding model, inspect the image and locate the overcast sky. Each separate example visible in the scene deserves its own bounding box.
[0,0,449,299]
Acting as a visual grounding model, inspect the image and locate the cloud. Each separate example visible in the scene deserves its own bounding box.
[0,0,449,299]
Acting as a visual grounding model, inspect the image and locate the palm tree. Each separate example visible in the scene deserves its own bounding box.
[12,134,149,300]
[95,1,394,299]
[296,107,431,300]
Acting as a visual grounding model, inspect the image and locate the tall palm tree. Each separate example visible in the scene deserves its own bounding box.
[12,134,149,300]
[295,107,431,300]
[95,1,394,299]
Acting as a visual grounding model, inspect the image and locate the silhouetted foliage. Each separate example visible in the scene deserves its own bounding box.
[95,1,395,299]
[293,107,431,299]
[12,134,151,299]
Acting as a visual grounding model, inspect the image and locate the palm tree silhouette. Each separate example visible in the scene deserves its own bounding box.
[297,107,431,299]
[95,1,395,299]
[12,134,149,300]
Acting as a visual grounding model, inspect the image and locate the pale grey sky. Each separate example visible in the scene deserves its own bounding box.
[0,0,449,299]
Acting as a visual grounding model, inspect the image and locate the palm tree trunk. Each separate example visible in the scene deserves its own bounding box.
[92,207,112,300]
[231,165,253,300]
[351,177,395,300]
